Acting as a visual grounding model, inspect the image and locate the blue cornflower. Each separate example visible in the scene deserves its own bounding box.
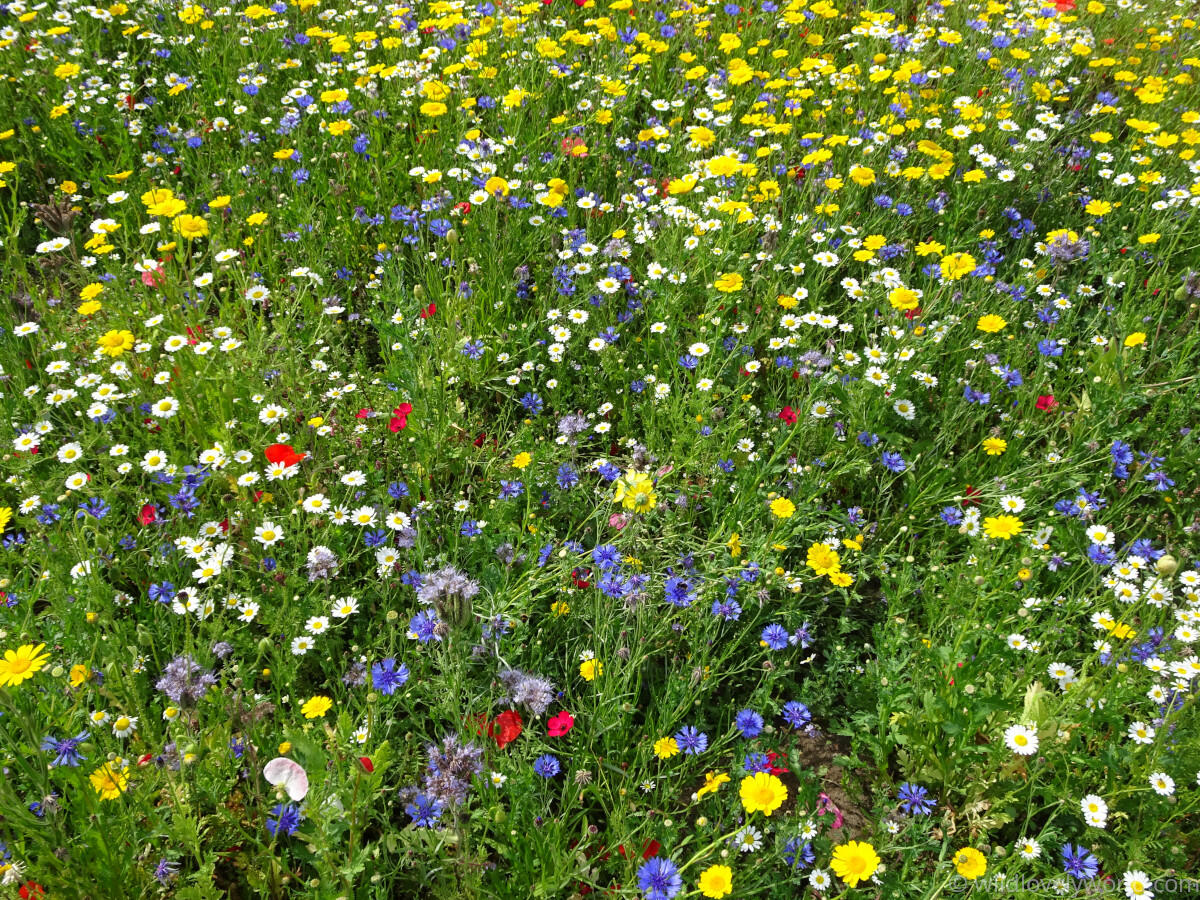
[533,754,561,778]
[783,838,816,871]
[781,701,812,729]
[149,581,176,603]
[519,392,544,415]
[556,464,579,489]
[940,507,964,526]
[76,497,111,520]
[499,480,524,500]
[461,520,482,537]
[761,624,790,650]
[637,857,682,900]
[371,658,410,695]
[266,803,303,837]
[154,858,180,884]
[592,544,620,570]
[674,726,708,755]
[406,793,443,827]
[711,598,742,620]
[1061,844,1099,880]
[596,462,622,482]
[735,709,764,738]
[408,610,441,643]
[41,731,89,767]
[462,339,485,359]
[598,573,628,598]
[898,783,936,816]
[743,752,771,773]
[881,451,907,473]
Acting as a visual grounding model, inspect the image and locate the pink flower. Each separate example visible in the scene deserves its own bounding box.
[141,265,166,288]
[548,711,575,737]
[264,757,310,801]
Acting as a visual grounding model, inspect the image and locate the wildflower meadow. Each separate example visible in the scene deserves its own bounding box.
[1,0,1200,895]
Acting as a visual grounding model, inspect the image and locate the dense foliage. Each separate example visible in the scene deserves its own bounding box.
[0,0,1199,896]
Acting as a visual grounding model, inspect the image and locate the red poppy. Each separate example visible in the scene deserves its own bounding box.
[489,709,523,749]
[1036,394,1057,411]
[571,568,591,589]
[137,503,157,526]
[765,751,789,775]
[19,882,46,899]
[357,756,375,774]
[389,402,413,433]
[418,303,437,319]
[961,485,982,507]
[617,839,660,860]
[561,136,588,157]
[355,408,372,419]
[548,711,575,737]
[777,406,798,425]
[904,306,922,320]
[264,443,306,467]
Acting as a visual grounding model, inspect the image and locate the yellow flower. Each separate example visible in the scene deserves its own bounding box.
[806,542,841,575]
[147,197,187,218]
[512,452,532,469]
[848,164,875,186]
[888,286,920,311]
[830,841,881,888]
[80,282,104,301]
[89,763,129,800]
[0,506,12,531]
[976,314,1007,333]
[1124,332,1146,348]
[770,497,796,519]
[983,515,1023,540]
[54,62,81,79]
[695,771,730,799]
[654,737,680,759]
[172,214,209,239]
[69,663,91,687]
[698,865,733,898]
[727,532,742,558]
[614,470,657,513]
[953,847,987,880]
[301,695,332,719]
[939,252,977,280]
[551,599,570,616]
[739,772,787,816]
[0,642,51,687]
[209,195,231,209]
[1138,233,1159,244]
[78,299,103,316]
[246,211,268,226]
[714,272,744,293]
[829,570,854,587]
[97,329,135,357]
[420,101,447,116]
[982,437,1007,456]
[1085,199,1112,216]
[579,658,603,681]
